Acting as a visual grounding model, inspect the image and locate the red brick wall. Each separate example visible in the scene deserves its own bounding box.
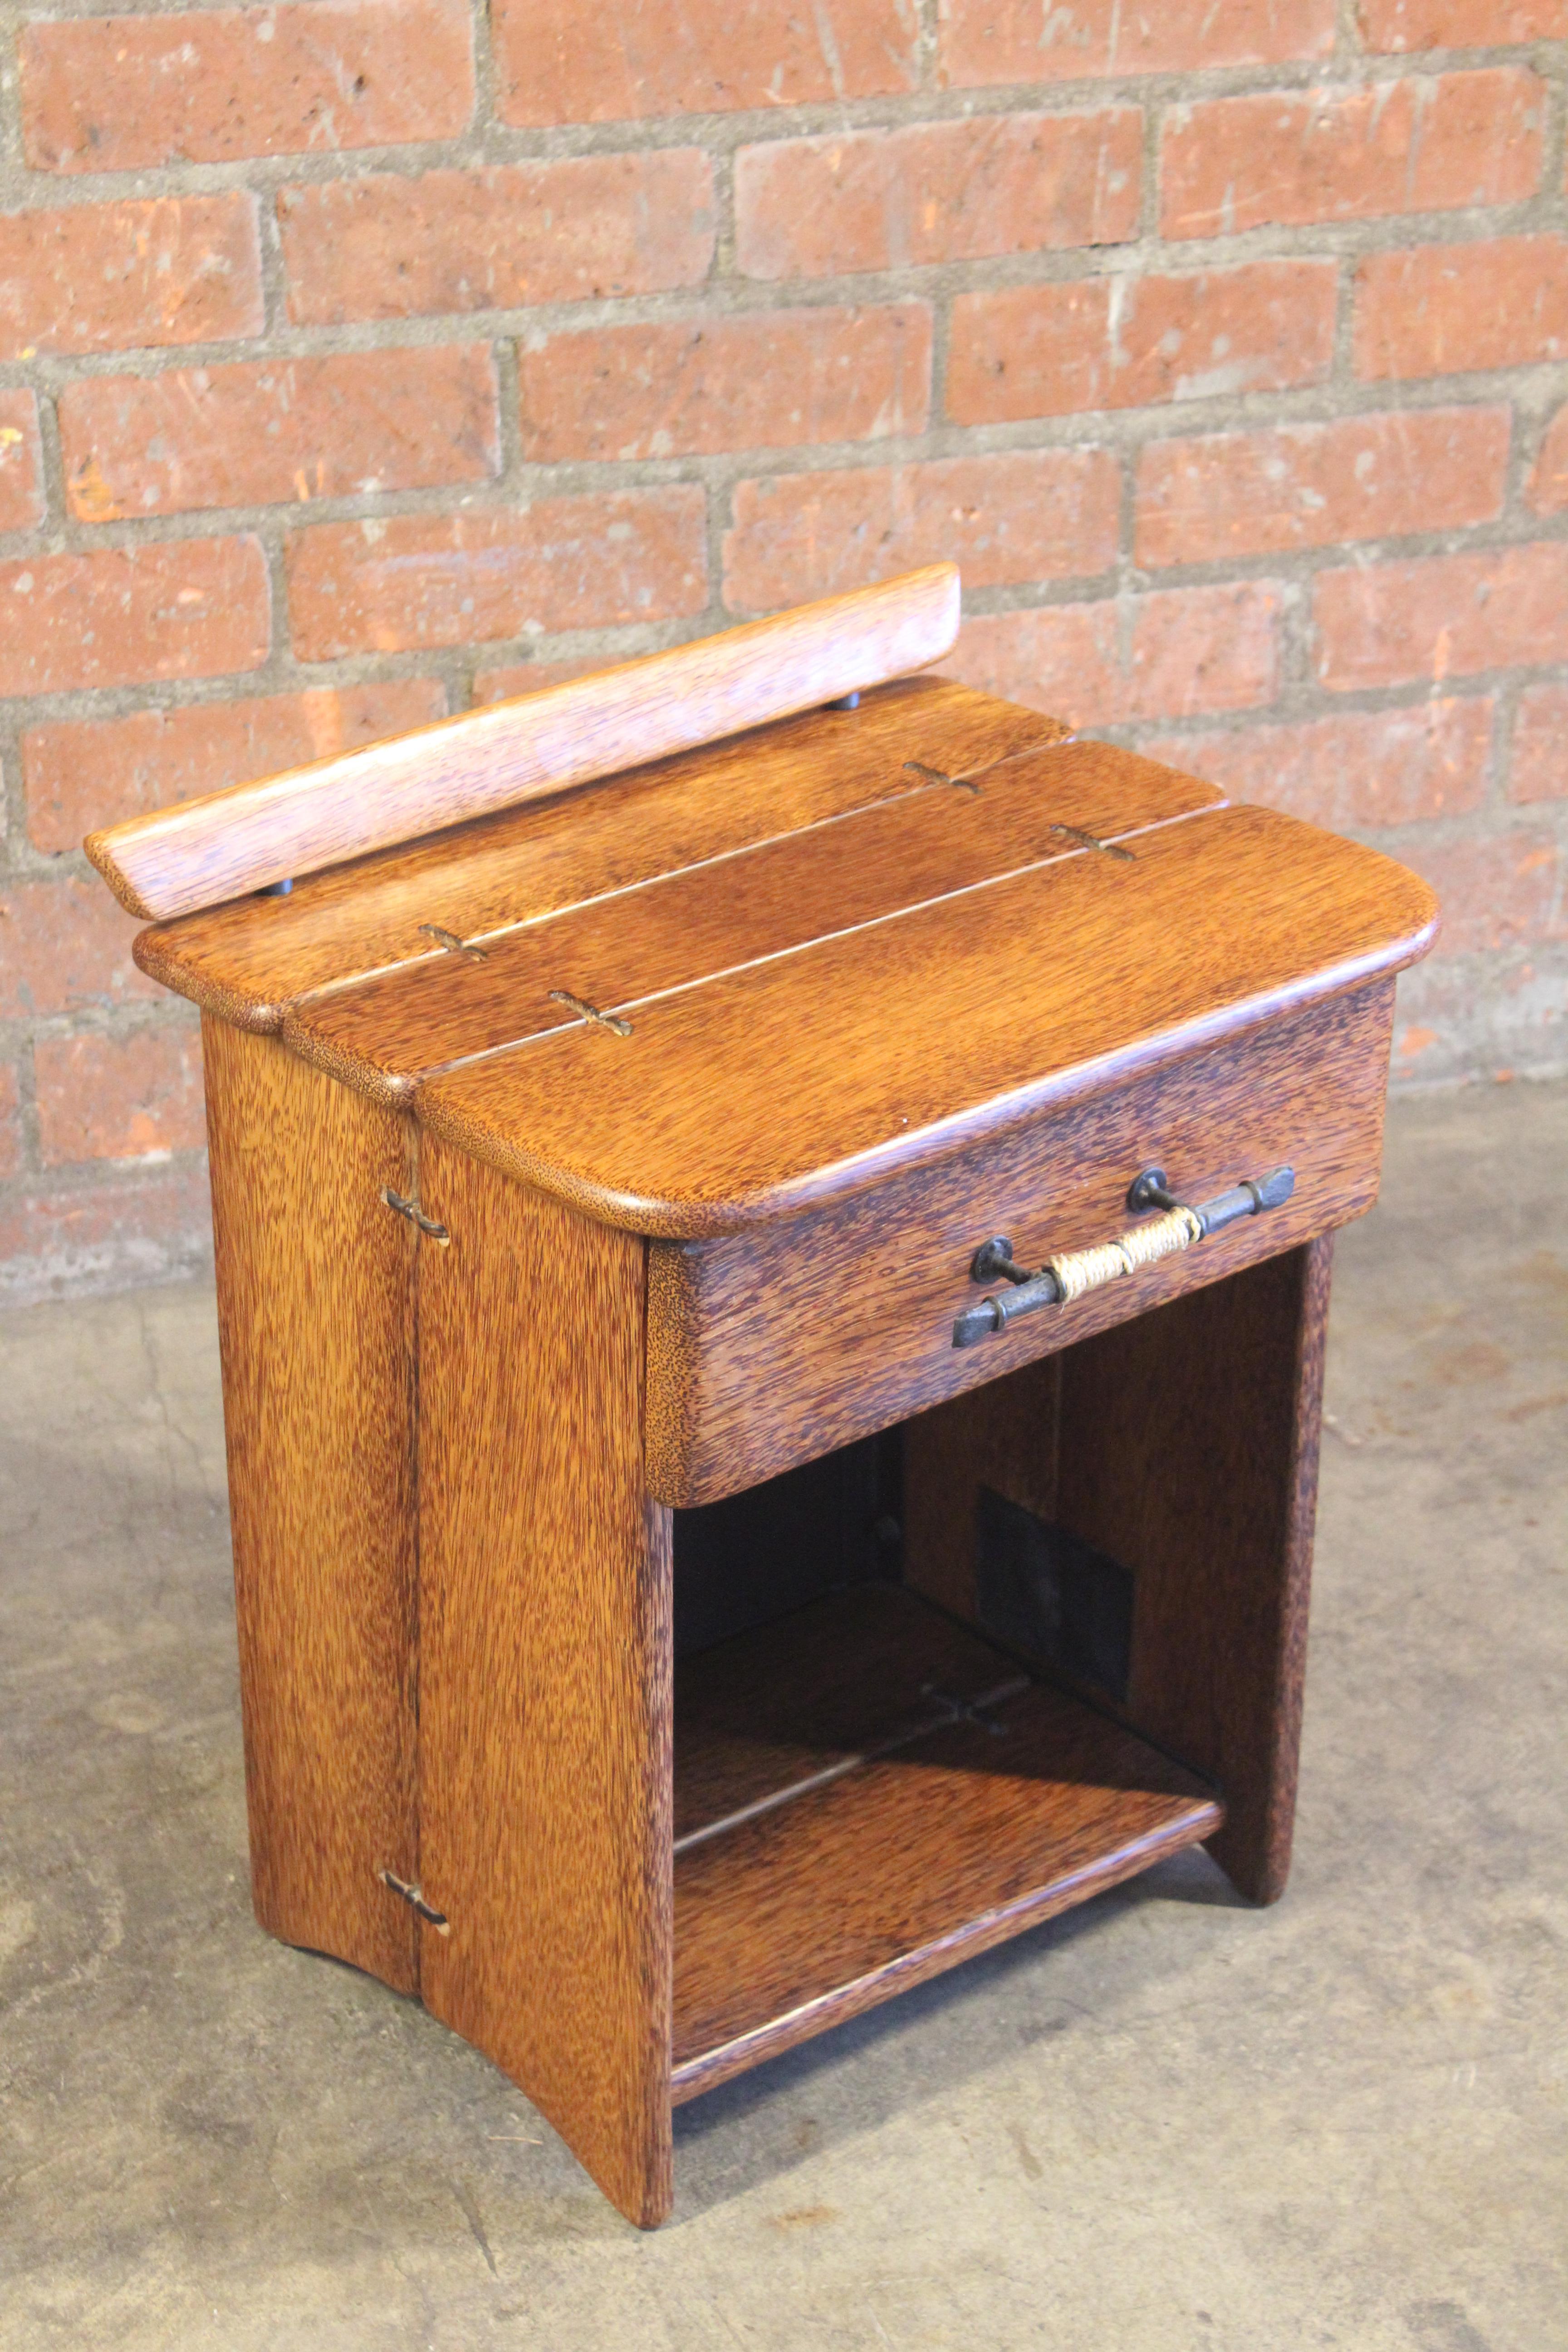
[2,1,1565,1299]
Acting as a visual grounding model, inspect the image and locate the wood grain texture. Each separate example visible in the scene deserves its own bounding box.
[88,565,962,920]
[131,676,1067,1032]
[1054,1235,1333,1905]
[647,978,1396,1505]
[412,1136,673,2229]
[674,1583,1024,1844]
[284,742,1221,1103]
[902,1357,1061,1625]
[202,1014,420,1992]
[671,1594,1220,2102]
[419,803,1437,1239]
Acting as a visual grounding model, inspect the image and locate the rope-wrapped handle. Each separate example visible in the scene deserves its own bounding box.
[952,1165,1294,1349]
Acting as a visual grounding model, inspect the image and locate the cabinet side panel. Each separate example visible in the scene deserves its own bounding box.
[902,1356,1061,1624]
[414,1140,673,2229]
[202,1014,420,1990]
[1056,1235,1333,1905]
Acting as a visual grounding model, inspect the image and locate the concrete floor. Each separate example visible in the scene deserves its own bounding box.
[1,1081,1564,2352]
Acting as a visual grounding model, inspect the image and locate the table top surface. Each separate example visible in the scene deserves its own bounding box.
[138,676,1439,1236]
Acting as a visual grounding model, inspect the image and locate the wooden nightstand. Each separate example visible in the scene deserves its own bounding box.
[87,569,1438,2224]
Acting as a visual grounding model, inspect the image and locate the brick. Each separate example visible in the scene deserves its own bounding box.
[1355,237,1568,380]
[519,305,931,465]
[1135,407,1509,568]
[949,261,1336,424]
[1357,0,1568,49]
[1528,403,1568,514]
[278,155,714,327]
[0,537,269,699]
[0,195,261,362]
[286,490,708,660]
[950,582,1281,729]
[60,347,499,523]
[0,878,156,1021]
[0,1062,19,1182]
[20,0,474,172]
[493,0,916,125]
[47,1178,211,1301]
[36,1026,206,1167]
[1510,685,1568,804]
[1161,70,1542,240]
[722,449,1122,613]
[0,1162,213,1304]
[0,389,44,532]
[948,281,1108,423]
[940,0,1333,86]
[472,657,611,707]
[1395,831,1560,956]
[24,680,448,853]
[1140,699,1492,829]
[734,110,1141,282]
[1315,543,1568,691]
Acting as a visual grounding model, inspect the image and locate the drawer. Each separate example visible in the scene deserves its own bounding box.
[646,978,1396,1505]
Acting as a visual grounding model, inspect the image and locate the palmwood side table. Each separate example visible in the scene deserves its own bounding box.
[87,566,1439,2225]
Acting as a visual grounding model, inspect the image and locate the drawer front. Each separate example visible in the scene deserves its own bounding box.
[647,978,1395,1506]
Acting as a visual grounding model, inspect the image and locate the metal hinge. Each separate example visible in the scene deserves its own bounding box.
[380,1869,450,1934]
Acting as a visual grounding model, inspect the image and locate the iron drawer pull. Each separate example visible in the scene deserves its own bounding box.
[952,1164,1295,1349]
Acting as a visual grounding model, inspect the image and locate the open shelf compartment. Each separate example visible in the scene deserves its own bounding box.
[669,1581,1221,2102]
[664,1246,1326,2109]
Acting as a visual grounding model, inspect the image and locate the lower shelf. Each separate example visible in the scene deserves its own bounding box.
[671,1583,1221,2101]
